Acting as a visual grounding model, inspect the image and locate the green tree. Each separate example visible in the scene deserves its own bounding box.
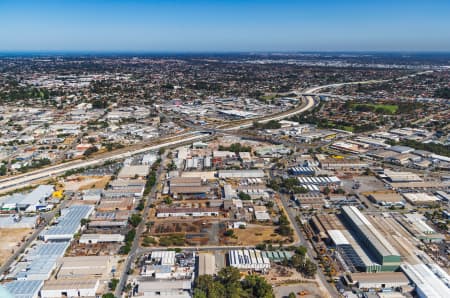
[129,214,142,227]
[238,191,251,200]
[242,274,275,298]
[108,278,119,290]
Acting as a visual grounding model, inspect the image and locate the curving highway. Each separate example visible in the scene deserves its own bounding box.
[0,70,429,194]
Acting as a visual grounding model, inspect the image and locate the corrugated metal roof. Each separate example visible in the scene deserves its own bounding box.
[4,280,43,298]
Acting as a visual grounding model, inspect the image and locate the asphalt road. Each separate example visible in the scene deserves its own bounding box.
[0,199,68,276]
[115,153,166,298]
[279,194,339,297]
[0,132,210,194]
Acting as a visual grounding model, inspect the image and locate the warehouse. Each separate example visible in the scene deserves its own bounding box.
[79,233,124,244]
[253,205,271,221]
[223,184,237,199]
[262,250,293,263]
[351,272,409,290]
[297,176,342,187]
[388,145,415,154]
[328,228,382,273]
[0,193,26,210]
[40,279,100,298]
[228,249,271,272]
[366,192,405,207]
[0,215,37,228]
[381,169,422,183]
[82,189,103,201]
[156,207,220,218]
[148,251,176,266]
[289,166,320,176]
[197,253,216,276]
[401,263,450,298]
[319,158,369,170]
[141,251,195,280]
[398,214,445,243]
[170,177,202,187]
[402,193,440,206]
[294,193,326,209]
[56,256,111,279]
[21,185,54,212]
[41,205,94,241]
[341,206,401,271]
[14,242,70,280]
[104,187,144,198]
[136,280,191,298]
[2,185,55,212]
[181,171,216,180]
[109,179,146,189]
[218,170,265,179]
[3,280,43,298]
[170,186,211,199]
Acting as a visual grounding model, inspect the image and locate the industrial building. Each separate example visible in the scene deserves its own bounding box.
[253,205,271,221]
[289,166,320,176]
[156,207,220,218]
[261,250,293,263]
[319,158,369,170]
[40,279,100,298]
[296,176,342,192]
[366,192,405,207]
[40,205,94,241]
[56,256,111,279]
[0,215,37,228]
[381,169,422,183]
[169,177,210,199]
[197,253,216,276]
[293,193,326,209]
[228,249,271,272]
[2,280,43,298]
[351,272,409,291]
[401,263,450,298]
[140,251,195,281]
[10,242,70,281]
[341,206,401,272]
[0,185,54,212]
[396,214,445,243]
[136,280,191,298]
[218,170,265,179]
[402,193,440,205]
[79,233,124,244]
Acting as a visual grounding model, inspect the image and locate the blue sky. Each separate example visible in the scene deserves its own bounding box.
[0,0,449,52]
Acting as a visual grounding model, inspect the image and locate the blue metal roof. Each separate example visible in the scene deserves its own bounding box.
[4,280,43,298]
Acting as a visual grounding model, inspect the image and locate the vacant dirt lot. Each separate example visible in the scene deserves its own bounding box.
[226,224,289,245]
[0,228,32,265]
[64,176,111,191]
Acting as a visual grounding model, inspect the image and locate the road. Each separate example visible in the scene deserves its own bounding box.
[0,131,211,194]
[0,199,69,276]
[279,194,339,297]
[115,153,167,297]
[2,70,431,296]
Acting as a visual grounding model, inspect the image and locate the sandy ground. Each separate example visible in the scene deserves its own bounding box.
[0,228,32,265]
[231,224,288,245]
[273,282,328,298]
[64,176,111,191]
